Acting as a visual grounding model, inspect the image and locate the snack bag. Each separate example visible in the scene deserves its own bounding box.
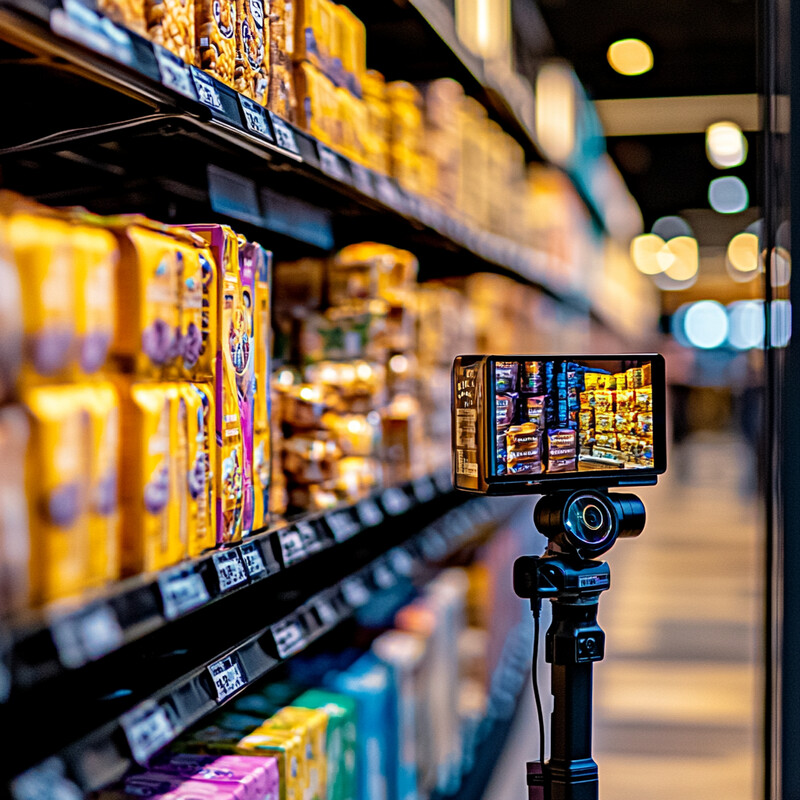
[196,0,237,87]
[546,428,577,473]
[8,212,76,384]
[593,390,615,414]
[235,0,269,103]
[634,385,652,413]
[614,373,627,392]
[626,366,645,390]
[70,224,118,377]
[636,412,653,437]
[495,393,516,428]
[24,385,89,604]
[494,361,518,393]
[146,0,195,63]
[177,244,217,381]
[595,413,615,433]
[119,381,183,575]
[78,382,121,587]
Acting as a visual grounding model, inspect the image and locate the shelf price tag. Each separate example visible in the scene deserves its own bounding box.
[411,476,437,504]
[373,561,396,590]
[272,616,306,658]
[278,526,307,567]
[349,163,374,197]
[317,144,349,183]
[341,577,370,608]
[295,520,326,554]
[239,95,274,141]
[189,66,223,110]
[51,603,124,669]
[213,549,248,593]
[433,470,453,494]
[315,596,339,628]
[374,174,402,210]
[208,653,247,702]
[356,498,383,528]
[269,113,301,156]
[51,0,134,66]
[121,700,176,765]
[240,541,267,579]
[388,547,414,577]
[381,487,412,516]
[158,566,210,620]
[154,44,197,100]
[326,509,361,543]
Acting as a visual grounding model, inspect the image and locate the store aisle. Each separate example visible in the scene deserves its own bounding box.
[482,431,763,800]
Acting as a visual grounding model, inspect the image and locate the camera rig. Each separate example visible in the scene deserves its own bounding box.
[514,488,646,800]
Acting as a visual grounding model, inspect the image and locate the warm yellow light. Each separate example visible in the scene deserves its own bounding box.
[607,39,653,76]
[630,233,667,275]
[455,0,511,60]
[706,121,747,169]
[389,354,409,374]
[277,369,295,386]
[299,386,318,402]
[347,418,365,434]
[355,362,373,381]
[664,236,699,281]
[535,63,576,164]
[727,232,759,272]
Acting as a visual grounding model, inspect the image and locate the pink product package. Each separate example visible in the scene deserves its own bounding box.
[150,754,280,800]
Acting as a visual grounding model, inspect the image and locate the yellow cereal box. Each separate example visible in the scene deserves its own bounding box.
[24,385,89,604]
[235,0,269,103]
[237,728,305,800]
[333,2,365,96]
[269,706,329,800]
[78,382,121,587]
[146,0,195,64]
[177,243,217,381]
[196,0,237,87]
[8,213,76,384]
[97,0,146,34]
[70,225,117,378]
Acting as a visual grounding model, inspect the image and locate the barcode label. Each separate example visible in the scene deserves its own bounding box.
[213,549,248,593]
[382,487,411,516]
[190,66,223,110]
[270,113,301,155]
[326,510,361,543]
[296,520,325,554]
[208,654,247,702]
[239,95,273,140]
[278,527,307,567]
[158,567,210,620]
[356,498,383,528]
[272,617,306,658]
[121,700,175,764]
[240,541,266,578]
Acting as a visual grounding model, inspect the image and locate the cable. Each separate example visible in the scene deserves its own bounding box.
[532,600,546,768]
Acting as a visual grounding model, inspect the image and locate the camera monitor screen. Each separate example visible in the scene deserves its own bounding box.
[452,354,666,493]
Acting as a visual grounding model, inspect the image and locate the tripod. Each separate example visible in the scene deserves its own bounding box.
[514,552,611,800]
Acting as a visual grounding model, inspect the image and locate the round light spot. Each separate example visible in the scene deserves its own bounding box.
[727,232,760,272]
[630,233,667,274]
[652,215,693,240]
[709,176,749,214]
[607,38,654,76]
[683,300,729,349]
[389,354,409,374]
[771,300,792,348]
[706,121,747,169]
[663,236,699,281]
[771,246,791,288]
[727,301,765,350]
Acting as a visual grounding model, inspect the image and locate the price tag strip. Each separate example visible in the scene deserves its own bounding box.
[269,113,301,156]
[271,616,307,659]
[208,652,247,702]
[278,526,307,567]
[51,604,124,668]
[356,498,384,528]
[341,576,370,608]
[381,487,412,516]
[189,66,223,111]
[326,509,361,543]
[314,595,339,628]
[120,699,176,765]
[388,546,414,578]
[50,0,135,66]
[295,520,326,555]
[213,549,248,593]
[239,541,267,579]
[411,476,437,504]
[239,95,274,141]
[372,560,397,590]
[158,566,210,620]
[153,44,197,100]
[317,144,350,183]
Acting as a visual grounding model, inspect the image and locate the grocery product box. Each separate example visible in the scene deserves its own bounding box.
[196,0,237,87]
[235,0,269,104]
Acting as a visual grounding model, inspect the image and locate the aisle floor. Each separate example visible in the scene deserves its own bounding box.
[482,432,763,800]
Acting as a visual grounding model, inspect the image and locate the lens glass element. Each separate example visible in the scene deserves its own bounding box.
[565,495,614,545]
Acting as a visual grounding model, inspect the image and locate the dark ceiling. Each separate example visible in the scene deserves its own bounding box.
[530,0,759,231]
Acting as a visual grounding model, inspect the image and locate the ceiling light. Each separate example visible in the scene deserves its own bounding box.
[706,121,748,169]
[630,233,667,274]
[727,232,759,273]
[709,176,749,214]
[607,39,654,76]
[663,236,699,281]
[682,301,729,349]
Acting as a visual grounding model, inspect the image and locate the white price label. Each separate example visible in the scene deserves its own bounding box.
[342,577,370,608]
[318,145,348,183]
[240,541,266,578]
[208,654,247,702]
[121,700,175,764]
[373,562,396,590]
[412,476,437,504]
[51,604,124,669]
[388,547,414,577]
[356,498,383,528]
[316,597,338,627]
[278,527,307,567]
[213,549,248,593]
[326,510,360,543]
[350,163,374,196]
[272,617,306,658]
[51,0,134,65]
[295,520,325,554]
[154,45,196,100]
[239,95,273,139]
[190,67,223,110]
[270,113,301,155]
[382,487,411,516]
[158,567,210,620]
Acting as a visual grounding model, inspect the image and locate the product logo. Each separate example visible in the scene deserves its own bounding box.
[213,0,234,38]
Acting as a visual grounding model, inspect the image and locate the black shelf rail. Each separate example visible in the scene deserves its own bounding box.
[0,0,606,323]
[6,493,507,799]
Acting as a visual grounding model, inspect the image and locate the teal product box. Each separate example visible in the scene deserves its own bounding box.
[294,688,358,800]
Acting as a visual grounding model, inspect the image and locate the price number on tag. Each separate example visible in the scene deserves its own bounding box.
[412,476,437,504]
[326,510,360,543]
[382,487,412,516]
[121,700,176,764]
[318,145,349,183]
[270,113,301,155]
[158,567,210,620]
[239,96,273,139]
[356,498,383,528]
[296,520,325,554]
[208,654,247,702]
[154,45,196,100]
[350,163,374,196]
[190,66,223,110]
[278,526,307,567]
[213,549,248,593]
[342,577,370,608]
[240,541,266,578]
[272,617,306,658]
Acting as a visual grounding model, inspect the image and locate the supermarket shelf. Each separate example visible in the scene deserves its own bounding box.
[0,0,597,314]
[1,471,454,700]
[6,494,506,798]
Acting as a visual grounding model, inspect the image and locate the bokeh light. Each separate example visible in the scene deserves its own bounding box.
[705,121,748,169]
[682,300,729,349]
[607,38,654,76]
[728,301,765,350]
[535,63,576,164]
[709,176,749,214]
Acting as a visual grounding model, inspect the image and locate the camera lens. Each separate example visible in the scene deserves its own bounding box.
[565,494,615,545]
